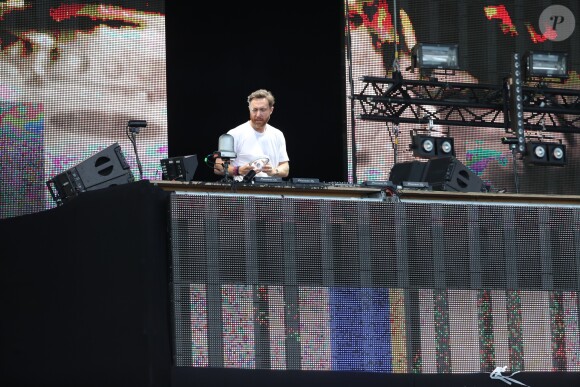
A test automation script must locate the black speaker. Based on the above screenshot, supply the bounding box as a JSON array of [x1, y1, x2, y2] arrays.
[[423, 156, 486, 193], [388, 160, 428, 185], [160, 155, 198, 181], [47, 142, 134, 204]]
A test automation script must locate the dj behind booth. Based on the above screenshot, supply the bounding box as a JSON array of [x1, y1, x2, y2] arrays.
[[4, 139, 580, 387], [158, 132, 489, 196], [41, 124, 489, 207], [42, 139, 488, 208]]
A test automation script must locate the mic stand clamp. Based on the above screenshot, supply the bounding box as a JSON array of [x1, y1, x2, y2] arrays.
[[221, 158, 232, 182]]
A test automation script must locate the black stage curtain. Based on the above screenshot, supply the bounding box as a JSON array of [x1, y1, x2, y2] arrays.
[[0, 180, 171, 387]]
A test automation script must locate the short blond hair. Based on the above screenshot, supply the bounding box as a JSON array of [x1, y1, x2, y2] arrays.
[[247, 89, 275, 107]]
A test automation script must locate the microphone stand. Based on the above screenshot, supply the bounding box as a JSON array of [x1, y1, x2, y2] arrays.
[[501, 137, 520, 194], [511, 144, 520, 194], [221, 157, 232, 183], [127, 124, 144, 180], [216, 133, 237, 183]]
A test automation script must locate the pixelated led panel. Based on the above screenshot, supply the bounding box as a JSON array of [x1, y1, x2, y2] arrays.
[[169, 194, 580, 372], [0, 101, 44, 219], [0, 4, 168, 219], [345, 0, 580, 195]]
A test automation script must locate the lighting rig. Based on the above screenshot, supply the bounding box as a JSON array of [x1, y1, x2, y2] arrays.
[[351, 45, 580, 192], [410, 117, 455, 159]]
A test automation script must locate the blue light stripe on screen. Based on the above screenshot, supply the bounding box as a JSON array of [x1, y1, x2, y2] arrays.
[[329, 287, 392, 372]]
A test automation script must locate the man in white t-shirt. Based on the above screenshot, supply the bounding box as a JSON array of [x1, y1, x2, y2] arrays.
[[214, 89, 290, 181]]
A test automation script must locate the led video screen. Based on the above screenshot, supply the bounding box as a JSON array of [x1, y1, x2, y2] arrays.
[[170, 194, 580, 374], [0, 1, 167, 219], [345, 0, 580, 195]]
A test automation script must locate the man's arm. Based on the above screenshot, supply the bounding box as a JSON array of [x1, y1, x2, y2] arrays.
[[213, 157, 227, 175], [213, 157, 256, 177], [271, 161, 289, 178]]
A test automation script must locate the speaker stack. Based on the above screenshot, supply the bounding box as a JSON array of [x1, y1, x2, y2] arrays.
[[389, 156, 487, 193], [47, 142, 134, 205], [389, 160, 428, 185]]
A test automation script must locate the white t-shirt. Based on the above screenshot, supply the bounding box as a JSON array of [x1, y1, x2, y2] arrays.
[[228, 121, 289, 180]]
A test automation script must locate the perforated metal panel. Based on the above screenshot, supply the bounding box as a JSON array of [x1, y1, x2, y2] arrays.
[[170, 193, 580, 373]]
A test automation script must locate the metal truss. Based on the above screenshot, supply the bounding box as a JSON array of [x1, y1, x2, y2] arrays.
[[521, 85, 580, 133], [352, 74, 580, 134]]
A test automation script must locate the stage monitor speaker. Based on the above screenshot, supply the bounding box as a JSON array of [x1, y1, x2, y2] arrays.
[[85, 172, 135, 191], [388, 160, 428, 185], [160, 155, 198, 181], [423, 156, 486, 193], [47, 142, 134, 204]]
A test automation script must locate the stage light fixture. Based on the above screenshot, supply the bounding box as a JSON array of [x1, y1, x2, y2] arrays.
[[525, 141, 566, 166], [411, 134, 455, 159], [420, 137, 434, 153], [411, 43, 459, 71], [439, 138, 454, 155], [509, 52, 526, 153], [523, 50, 568, 81], [533, 144, 546, 158], [552, 145, 565, 161]]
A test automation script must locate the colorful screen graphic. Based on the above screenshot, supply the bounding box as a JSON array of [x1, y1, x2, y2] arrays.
[[0, 1, 167, 219], [170, 194, 580, 374], [182, 285, 579, 373], [0, 101, 44, 218]]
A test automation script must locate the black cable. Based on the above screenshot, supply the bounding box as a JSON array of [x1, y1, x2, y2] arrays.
[[204, 153, 218, 169]]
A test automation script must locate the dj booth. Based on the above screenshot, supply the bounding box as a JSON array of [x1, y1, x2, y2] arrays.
[[152, 179, 580, 204], [1, 180, 579, 387]]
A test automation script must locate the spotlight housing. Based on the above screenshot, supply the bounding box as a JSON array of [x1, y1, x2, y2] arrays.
[[523, 50, 568, 81], [411, 135, 455, 159], [525, 141, 566, 165], [411, 43, 460, 71], [438, 138, 455, 156]]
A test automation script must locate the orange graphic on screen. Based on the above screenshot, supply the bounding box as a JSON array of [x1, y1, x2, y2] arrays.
[[484, 5, 518, 36], [485, 4, 561, 43]]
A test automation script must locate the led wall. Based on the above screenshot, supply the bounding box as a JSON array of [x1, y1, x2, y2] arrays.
[[170, 194, 580, 374], [345, 0, 580, 194], [0, 1, 167, 219]]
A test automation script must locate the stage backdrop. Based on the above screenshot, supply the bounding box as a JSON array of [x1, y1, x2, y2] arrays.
[[346, 0, 580, 195], [5, 1, 580, 222], [0, 1, 167, 219]]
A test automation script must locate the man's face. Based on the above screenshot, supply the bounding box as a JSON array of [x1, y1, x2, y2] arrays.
[[249, 98, 272, 130]]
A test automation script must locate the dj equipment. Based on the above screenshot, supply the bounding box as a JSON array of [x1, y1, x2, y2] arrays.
[[160, 155, 198, 181], [254, 176, 285, 185], [291, 177, 321, 184]]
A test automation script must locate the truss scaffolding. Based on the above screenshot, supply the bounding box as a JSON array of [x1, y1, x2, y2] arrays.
[[352, 74, 580, 134]]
